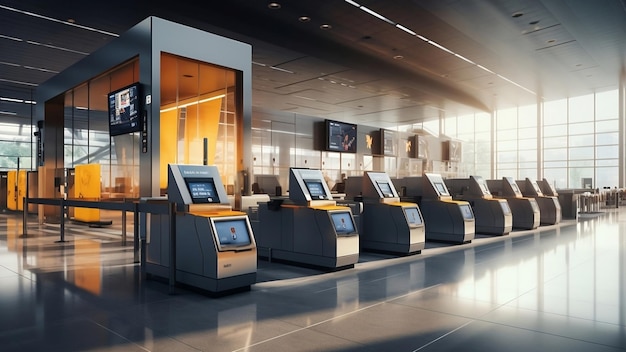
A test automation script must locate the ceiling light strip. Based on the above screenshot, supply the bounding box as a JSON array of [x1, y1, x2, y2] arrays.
[[343, 0, 536, 96], [0, 5, 119, 37]]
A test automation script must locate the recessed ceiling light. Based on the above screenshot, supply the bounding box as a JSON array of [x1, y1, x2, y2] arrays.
[[512, 12, 524, 18], [268, 2, 281, 9], [547, 39, 556, 44], [393, 55, 404, 60], [529, 20, 539, 25], [320, 24, 332, 30], [67, 18, 75, 23], [299, 16, 311, 22]]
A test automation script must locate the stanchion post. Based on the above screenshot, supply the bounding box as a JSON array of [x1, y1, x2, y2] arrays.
[[121, 209, 127, 246], [168, 202, 176, 294], [56, 198, 67, 243], [134, 202, 139, 264], [22, 196, 27, 236]]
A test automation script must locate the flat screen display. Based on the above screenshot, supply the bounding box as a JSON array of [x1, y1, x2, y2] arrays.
[[305, 179, 327, 200], [510, 183, 521, 194], [185, 178, 220, 203], [499, 200, 511, 215], [330, 211, 357, 235], [108, 82, 142, 136], [212, 218, 253, 250], [381, 129, 395, 156], [459, 204, 474, 219], [529, 199, 540, 212], [326, 119, 357, 153], [377, 181, 395, 197], [403, 207, 423, 226], [434, 182, 448, 195], [479, 183, 490, 194]]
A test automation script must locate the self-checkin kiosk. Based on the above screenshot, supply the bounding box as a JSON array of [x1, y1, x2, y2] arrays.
[[486, 177, 540, 230], [517, 178, 561, 225], [445, 176, 512, 236], [255, 168, 359, 269], [145, 164, 257, 294], [358, 172, 425, 254], [403, 173, 475, 244]]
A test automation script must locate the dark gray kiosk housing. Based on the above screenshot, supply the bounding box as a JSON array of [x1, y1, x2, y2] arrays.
[[146, 164, 257, 294], [352, 171, 425, 255], [255, 168, 360, 269], [516, 178, 562, 225], [401, 173, 475, 244], [445, 175, 513, 236], [486, 177, 540, 230]]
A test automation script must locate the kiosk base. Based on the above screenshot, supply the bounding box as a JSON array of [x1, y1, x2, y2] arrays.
[[146, 263, 255, 296], [257, 246, 358, 270]]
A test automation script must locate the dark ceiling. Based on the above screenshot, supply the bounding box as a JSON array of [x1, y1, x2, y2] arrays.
[[1, 0, 625, 128]]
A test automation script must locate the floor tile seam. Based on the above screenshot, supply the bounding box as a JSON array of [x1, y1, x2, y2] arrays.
[[464, 315, 626, 349], [496, 303, 626, 328], [229, 283, 443, 352]]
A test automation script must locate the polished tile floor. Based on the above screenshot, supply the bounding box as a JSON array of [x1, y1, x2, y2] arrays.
[[1, 208, 626, 351]]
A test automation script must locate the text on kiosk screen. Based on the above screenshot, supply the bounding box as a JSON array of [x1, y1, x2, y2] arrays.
[[188, 182, 216, 199]]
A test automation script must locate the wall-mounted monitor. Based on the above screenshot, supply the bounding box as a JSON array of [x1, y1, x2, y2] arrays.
[[459, 204, 474, 220], [329, 211, 357, 235], [211, 216, 254, 251], [184, 177, 220, 203], [326, 119, 357, 153], [403, 207, 423, 227], [381, 129, 396, 156], [304, 179, 328, 200], [108, 82, 142, 136], [376, 181, 395, 198]]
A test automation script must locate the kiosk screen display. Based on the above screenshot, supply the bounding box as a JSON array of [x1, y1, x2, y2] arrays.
[[403, 207, 422, 226], [212, 217, 253, 250], [434, 182, 448, 195], [185, 178, 220, 203], [304, 179, 327, 200], [479, 183, 490, 194], [529, 199, 540, 212], [510, 183, 521, 194], [377, 181, 395, 197], [330, 211, 357, 235], [459, 204, 474, 219], [499, 201, 511, 215]]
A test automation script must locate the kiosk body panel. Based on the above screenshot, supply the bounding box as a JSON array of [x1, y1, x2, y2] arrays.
[[420, 199, 475, 244]]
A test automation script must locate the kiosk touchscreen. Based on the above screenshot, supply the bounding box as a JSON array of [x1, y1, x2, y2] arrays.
[[255, 167, 359, 269], [445, 176, 512, 236], [404, 173, 474, 244], [486, 177, 540, 230], [517, 178, 561, 225], [145, 164, 257, 295], [358, 171, 425, 254]]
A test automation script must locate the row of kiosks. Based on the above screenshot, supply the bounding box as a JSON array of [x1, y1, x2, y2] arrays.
[[445, 176, 513, 236], [400, 173, 475, 244], [516, 178, 561, 225], [352, 172, 425, 255], [145, 164, 257, 294], [486, 177, 540, 230], [255, 168, 360, 269]]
